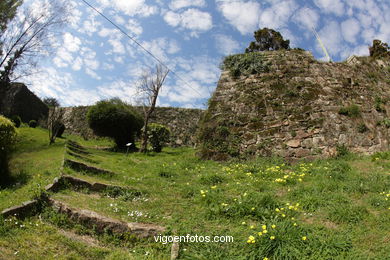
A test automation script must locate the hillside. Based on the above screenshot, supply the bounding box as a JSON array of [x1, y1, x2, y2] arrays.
[[1, 127, 389, 259], [198, 50, 390, 160]]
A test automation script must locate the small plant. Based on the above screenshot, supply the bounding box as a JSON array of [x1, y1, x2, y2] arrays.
[[378, 118, 390, 128], [357, 123, 368, 133], [148, 123, 170, 152], [338, 104, 360, 117], [336, 144, 350, 158], [10, 115, 21, 127], [374, 96, 386, 112], [28, 119, 37, 128]]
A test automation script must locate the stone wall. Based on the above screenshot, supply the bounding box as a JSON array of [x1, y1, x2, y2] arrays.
[[198, 50, 390, 160], [60, 106, 204, 146], [0, 82, 48, 122]]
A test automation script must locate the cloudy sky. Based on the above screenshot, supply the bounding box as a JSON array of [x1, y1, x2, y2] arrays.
[[19, 0, 390, 108]]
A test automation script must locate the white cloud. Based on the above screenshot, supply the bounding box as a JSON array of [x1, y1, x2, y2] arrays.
[[160, 56, 219, 104], [214, 34, 240, 55], [96, 0, 157, 17], [293, 7, 319, 29], [97, 80, 138, 104], [341, 18, 360, 43], [314, 0, 345, 16], [141, 38, 181, 62], [216, 0, 261, 35], [318, 21, 343, 57], [163, 9, 212, 35], [63, 33, 81, 52], [259, 0, 298, 30], [85, 68, 102, 80], [169, 0, 205, 10], [72, 57, 83, 71]]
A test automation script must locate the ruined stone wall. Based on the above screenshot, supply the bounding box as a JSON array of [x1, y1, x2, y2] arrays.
[[60, 106, 204, 146], [198, 50, 390, 160]]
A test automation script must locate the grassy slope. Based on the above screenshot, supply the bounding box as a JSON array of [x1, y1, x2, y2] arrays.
[[1, 127, 390, 259]]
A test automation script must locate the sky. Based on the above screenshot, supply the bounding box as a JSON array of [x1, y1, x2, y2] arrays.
[[17, 0, 390, 108]]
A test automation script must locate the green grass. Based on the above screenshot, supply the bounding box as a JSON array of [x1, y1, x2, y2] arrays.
[[1, 127, 390, 259]]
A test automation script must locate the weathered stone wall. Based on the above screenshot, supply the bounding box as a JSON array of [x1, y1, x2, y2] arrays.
[[60, 106, 204, 146], [0, 82, 48, 122], [198, 50, 390, 160]]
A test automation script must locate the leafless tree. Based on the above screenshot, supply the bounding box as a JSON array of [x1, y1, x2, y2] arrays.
[[47, 106, 63, 145], [138, 64, 169, 153], [0, 0, 68, 82]]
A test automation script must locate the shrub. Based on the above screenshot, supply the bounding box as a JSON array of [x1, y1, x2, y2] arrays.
[[338, 104, 360, 117], [148, 123, 170, 152], [87, 98, 143, 148], [10, 115, 21, 127], [0, 116, 18, 185], [29, 120, 37, 128]]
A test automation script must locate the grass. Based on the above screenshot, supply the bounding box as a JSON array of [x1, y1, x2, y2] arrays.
[[1, 126, 390, 259]]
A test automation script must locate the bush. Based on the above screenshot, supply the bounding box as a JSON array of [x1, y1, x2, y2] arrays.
[[0, 116, 18, 185], [148, 123, 170, 152], [87, 98, 143, 148], [10, 115, 21, 127], [29, 120, 37, 128]]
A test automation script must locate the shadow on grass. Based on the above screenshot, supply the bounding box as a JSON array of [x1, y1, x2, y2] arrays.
[[0, 169, 31, 190]]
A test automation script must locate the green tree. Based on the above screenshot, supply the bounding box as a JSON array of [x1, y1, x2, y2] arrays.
[[369, 39, 389, 58], [0, 0, 22, 34], [87, 98, 143, 149], [43, 97, 60, 108], [245, 28, 290, 53]]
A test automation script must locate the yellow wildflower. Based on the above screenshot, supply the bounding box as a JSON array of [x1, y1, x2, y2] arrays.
[[270, 236, 275, 240], [302, 236, 307, 241], [262, 225, 267, 230], [263, 230, 268, 234], [211, 185, 217, 189], [271, 225, 276, 229]]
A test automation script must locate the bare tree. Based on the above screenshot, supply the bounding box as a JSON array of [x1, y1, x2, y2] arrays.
[[138, 64, 169, 153], [0, 0, 68, 82], [47, 106, 63, 145]]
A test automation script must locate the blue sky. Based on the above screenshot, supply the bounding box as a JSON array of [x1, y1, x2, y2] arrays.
[[19, 0, 390, 108]]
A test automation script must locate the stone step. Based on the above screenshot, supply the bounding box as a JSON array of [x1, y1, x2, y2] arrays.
[[64, 159, 116, 175], [46, 175, 129, 193], [49, 198, 165, 238]]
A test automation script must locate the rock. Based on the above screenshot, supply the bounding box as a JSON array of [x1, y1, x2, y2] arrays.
[[171, 242, 180, 260], [286, 140, 301, 148]]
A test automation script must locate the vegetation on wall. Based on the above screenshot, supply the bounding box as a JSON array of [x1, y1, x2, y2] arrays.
[[221, 52, 270, 78]]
